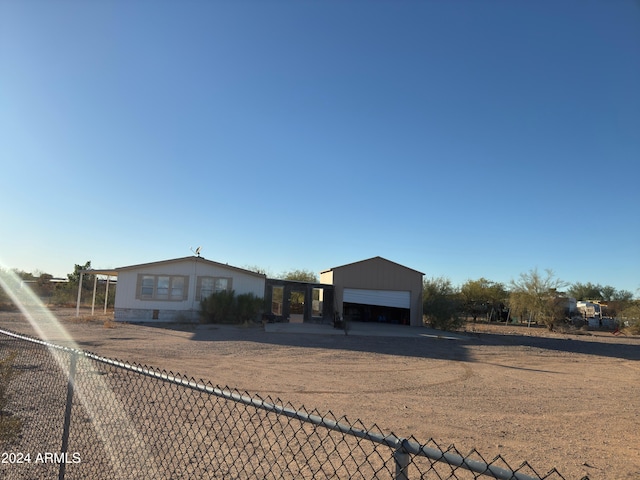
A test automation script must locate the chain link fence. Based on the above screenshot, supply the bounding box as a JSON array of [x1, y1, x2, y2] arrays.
[[0, 328, 585, 480]]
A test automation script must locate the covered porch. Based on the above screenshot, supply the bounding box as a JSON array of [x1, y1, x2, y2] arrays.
[[75, 269, 118, 317]]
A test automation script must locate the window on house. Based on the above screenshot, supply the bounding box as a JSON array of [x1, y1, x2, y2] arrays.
[[271, 286, 284, 315], [170, 276, 185, 300], [157, 276, 170, 299], [137, 275, 189, 301], [214, 277, 229, 292], [196, 276, 232, 300], [141, 276, 155, 298], [199, 277, 215, 299], [312, 288, 323, 317]]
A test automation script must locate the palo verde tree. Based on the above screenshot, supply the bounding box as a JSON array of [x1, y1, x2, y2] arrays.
[[509, 268, 567, 331], [459, 278, 507, 322], [279, 269, 318, 309], [422, 276, 462, 330], [280, 269, 318, 283]]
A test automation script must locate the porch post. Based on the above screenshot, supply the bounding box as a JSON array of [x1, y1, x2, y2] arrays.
[[75, 272, 84, 317]]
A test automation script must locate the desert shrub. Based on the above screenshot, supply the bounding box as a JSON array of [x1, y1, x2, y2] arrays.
[[201, 290, 236, 323], [200, 290, 263, 324], [423, 295, 463, 330], [626, 321, 640, 335], [618, 303, 640, 334], [235, 293, 263, 324], [0, 352, 22, 443], [423, 277, 463, 331]]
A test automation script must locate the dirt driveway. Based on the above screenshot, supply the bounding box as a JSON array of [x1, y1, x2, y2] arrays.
[[1, 308, 639, 479]]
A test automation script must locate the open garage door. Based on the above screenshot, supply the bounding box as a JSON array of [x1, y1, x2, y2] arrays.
[[343, 288, 410, 309]]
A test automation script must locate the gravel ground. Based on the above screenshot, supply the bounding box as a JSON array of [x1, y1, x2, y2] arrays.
[[1, 308, 639, 479]]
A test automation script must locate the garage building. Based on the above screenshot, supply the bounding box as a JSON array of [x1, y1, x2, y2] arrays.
[[320, 257, 424, 327]]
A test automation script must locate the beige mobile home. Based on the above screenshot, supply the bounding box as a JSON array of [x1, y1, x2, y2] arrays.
[[113, 256, 265, 322]]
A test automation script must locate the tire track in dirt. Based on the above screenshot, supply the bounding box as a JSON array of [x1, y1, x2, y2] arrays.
[[244, 363, 475, 396]]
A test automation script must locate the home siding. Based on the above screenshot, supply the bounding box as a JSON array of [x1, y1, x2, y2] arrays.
[[114, 258, 265, 323]]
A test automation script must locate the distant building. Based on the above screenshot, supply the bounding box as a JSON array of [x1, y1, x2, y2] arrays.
[[576, 301, 602, 319]]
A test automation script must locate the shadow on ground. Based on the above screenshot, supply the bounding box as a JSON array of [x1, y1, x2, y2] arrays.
[[139, 321, 640, 363], [471, 330, 640, 361]]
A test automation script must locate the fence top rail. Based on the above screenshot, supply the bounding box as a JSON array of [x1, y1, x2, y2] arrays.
[[0, 327, 563, 480]]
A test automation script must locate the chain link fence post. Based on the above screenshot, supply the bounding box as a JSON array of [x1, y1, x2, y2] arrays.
[[394, 439, 410, 480], [58, 351, 77, 480]]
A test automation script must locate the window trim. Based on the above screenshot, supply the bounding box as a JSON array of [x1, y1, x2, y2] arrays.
[[196, 276, 233, 301], [136, 274, 189, 301]]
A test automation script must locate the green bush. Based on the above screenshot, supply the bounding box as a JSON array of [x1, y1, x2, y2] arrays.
[[235, 293, 264, 324], [423, 295, 463, 330], [422, 277, 464, 331], [200, 290, 263, 324]]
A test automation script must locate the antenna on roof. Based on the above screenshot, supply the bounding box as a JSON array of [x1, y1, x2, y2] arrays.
[[190, 246, 202, 257]]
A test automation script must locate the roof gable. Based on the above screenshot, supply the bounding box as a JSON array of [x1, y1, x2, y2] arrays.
[[321, 256, 424, 276], [115, 256, 266, 279]]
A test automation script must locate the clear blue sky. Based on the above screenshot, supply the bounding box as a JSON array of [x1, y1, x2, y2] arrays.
[[1, 1, 639, 295]]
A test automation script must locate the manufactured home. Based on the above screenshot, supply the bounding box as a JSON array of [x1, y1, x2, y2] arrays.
[[112, 256, 265, 322]]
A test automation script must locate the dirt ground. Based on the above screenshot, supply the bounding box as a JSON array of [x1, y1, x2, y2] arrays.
[[1, 307, 639, 479]]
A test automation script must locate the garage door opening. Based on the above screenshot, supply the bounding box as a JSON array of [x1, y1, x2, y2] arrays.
[[343, 303, 410, 325]]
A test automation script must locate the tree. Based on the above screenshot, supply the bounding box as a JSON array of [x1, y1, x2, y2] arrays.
[[459, 278, 507, 322], [244, 265, 272, 277], [612, 289, 634, 302], [509, 268, 567, 330], [34, 273, 54, 299], [603, 290, 634, 318], [567, 283, 632, 303], [618, 301, 640, 334], [67, 261, 94, 290], [50, 261, 94, 306], [11, 269, 34, 281], [422, 276, 462, 330], [280, 269, 318, 283], [567, 282, 603, 301], [600, 285, 616, 302]]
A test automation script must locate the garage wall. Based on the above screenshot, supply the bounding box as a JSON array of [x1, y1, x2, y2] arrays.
[[322, 257, 423, 327]]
